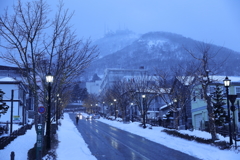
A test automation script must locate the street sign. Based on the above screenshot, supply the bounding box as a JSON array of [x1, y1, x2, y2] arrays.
[[36, 124, 43, 159], [38, 106, 46, 114]]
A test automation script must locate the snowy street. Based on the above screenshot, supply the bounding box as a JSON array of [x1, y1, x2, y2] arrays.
[[68, 113, 200, 160], [0, 113, 239, 160]]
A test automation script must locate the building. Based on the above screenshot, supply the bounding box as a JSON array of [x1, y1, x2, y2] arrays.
[[191, 76, 240, 131], [0, 65, 33, 125], [0, 65, 25, 80], [158, 76, 195, 129], [0, 77, 28, 124], [99, 67, 165, 120], [100, 67, 148, 94], [86, 73, 102, 94]]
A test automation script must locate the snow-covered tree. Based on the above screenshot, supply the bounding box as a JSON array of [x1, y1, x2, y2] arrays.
[[0, 90, 9, 117], [212, 85, 227, 127]]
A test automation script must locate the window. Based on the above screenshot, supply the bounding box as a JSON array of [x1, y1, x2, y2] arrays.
[[235, 86, 240, 96], [235, 87, 240, 94]]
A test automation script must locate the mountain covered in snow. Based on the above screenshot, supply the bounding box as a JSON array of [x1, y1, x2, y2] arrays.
[[84, 30, 240, 78]]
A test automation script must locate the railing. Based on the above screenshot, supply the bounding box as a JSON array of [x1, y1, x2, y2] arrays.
[[0, 123, 33, 149]]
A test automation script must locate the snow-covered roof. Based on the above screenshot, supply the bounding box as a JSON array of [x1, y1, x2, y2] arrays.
[[176, 76, 195, 85], [177, 75, 240, 85], [209, 76, 240, 83], [160, 102, 173, 110], [0, 77, 17, 82]]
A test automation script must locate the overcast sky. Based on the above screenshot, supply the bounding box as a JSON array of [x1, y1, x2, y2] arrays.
[[0, 0, 240, 52]]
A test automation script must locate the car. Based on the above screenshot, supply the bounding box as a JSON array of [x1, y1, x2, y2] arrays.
[[93, 114, 100, 119], [86, 114, 94, 119]]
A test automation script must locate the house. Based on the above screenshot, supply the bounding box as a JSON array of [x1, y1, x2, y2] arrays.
[[159, 76, 195, 129], [191, 76, 240, 132], [0, 77, 29, 124], [0, 65, 24, 79]]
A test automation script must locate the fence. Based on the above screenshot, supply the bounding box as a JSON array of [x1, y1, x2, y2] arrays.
[[0, 123, 33, 149]]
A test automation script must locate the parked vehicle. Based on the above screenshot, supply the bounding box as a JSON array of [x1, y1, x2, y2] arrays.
[[93, 114, 100, 119], [86, 114, 94, 119]]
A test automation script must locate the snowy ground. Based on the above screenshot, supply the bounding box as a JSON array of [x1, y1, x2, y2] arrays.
[[0, 113, 239, 160], [0, 124, 24, 138], [96, 117, 239, 160], [0, 124, 36, 160]]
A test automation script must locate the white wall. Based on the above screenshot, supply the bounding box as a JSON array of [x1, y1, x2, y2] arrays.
[[86, 80, 102, 95], [0, 84, 21, 123]]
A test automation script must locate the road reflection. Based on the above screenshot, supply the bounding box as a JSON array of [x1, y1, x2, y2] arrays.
[[110, 139, 119, 149]]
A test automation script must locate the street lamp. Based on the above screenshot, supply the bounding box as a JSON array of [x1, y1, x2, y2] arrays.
[[111, 103, 113, 116], [96, 103, 98, 113], [91, 104, 92, 113], [173, 98, 177, 103], [56, 94, 60, 126], [223, 76, 233, 145], [114, 99, 117, 119], [131, 103, 134, 122], [46, 72, 53, 150], [102, 102, 105, 116], [142, 95, 146, 128]]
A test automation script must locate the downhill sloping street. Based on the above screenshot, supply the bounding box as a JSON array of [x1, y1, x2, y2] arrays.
[[0, 113, 239, 160]]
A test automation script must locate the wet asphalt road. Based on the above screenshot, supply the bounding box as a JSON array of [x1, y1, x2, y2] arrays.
[[69, 113, 201, 160]]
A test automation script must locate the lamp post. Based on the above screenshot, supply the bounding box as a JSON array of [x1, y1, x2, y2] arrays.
[[223, 76, 233, 145], [110, 103, 113, 116], [95, 103, 98, 113], [46, 72, 53, 150], [56, 94, 60, 127], [131, 103, 134, 122], [90, 104, 92, 113], [114, 99, 117, 119], [102, 102, 105, 116], [173, 98, 178, 128], [142, 94, 146, 128]]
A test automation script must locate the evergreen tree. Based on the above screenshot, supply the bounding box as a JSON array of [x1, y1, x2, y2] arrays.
[[0, 103, 9, 117], [212, 85, 227, 127], [71, 84, 88, 102], [79, 88, 88, 101], [71, 84, 81, 102], [0, 90, 9, 117]]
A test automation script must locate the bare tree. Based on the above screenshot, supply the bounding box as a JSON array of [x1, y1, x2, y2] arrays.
[[154, 64, 198, 129], [110, 79, 133, 121], [84, 93, 98, 114], [185, 42, 228, 141], [127, 74, 157, 128], [0, 0, 98, 128]]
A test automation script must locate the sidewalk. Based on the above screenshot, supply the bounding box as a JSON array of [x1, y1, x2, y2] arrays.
[[0, 113, 95, 160], [56, 113, 96, 160], [0, 125, 36, 160]]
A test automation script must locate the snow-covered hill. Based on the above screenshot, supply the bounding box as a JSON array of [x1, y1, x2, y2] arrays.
[[85, 31, 240, 78]]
